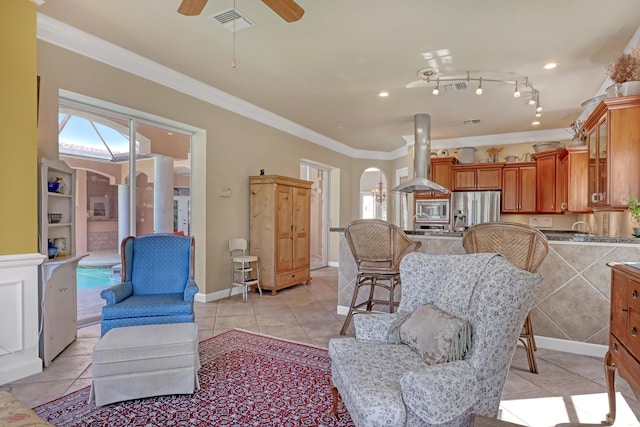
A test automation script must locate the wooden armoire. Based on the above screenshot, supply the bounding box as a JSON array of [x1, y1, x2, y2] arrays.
[[250, 175, 312, 294]]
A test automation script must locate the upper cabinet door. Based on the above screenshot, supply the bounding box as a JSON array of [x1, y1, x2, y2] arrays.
[[276, 184, 294, 271], [585, 95, 640, 210]]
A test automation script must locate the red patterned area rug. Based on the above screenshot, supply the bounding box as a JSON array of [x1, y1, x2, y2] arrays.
[[34, 329, 354, 426]]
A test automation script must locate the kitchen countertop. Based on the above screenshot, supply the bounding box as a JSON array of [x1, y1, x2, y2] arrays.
[[329, 227, 640, 244]]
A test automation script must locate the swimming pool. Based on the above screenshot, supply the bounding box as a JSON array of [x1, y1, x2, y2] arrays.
[[76, 267, 119, 291]]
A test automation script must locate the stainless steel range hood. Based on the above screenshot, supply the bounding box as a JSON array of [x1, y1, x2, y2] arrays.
[[392, 114, 449, 194]]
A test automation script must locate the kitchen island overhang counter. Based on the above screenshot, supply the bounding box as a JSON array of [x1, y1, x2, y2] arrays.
[[331, 227, 640, 355]]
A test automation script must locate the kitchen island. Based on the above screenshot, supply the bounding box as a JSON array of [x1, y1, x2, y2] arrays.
[[331, 227, 640, 354]]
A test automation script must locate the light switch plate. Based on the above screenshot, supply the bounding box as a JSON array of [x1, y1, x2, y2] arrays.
[[219, 187, 232, 198], [528, 217, 552, 228]]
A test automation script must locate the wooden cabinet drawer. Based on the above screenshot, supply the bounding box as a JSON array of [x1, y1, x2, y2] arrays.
[[276, 267, 310, 287], [628, 310, 640, 359], [609, 334, 640, 392], [628, 281, 640, 312], [611, 271, 629, 343]]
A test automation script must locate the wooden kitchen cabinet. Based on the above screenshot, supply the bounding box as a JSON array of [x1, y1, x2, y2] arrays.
[[585, 96, 640, 210], [415, 157, 457, 198], [534, 148, 564, 213], [250, 175, 312, 295], [603, 262, 640, 425], [559, 146, 590, 213], [501, 162, 536, 213], [452, 163, 503, 191]]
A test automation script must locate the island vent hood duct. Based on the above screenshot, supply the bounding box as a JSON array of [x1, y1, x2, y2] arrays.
[[392, 113, 449, 194]]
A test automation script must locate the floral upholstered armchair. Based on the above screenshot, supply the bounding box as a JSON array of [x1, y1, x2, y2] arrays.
[[328, 252, 543, 427], [100, 234, 198, 336]]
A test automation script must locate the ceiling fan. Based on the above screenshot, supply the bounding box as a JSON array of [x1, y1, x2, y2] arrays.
[[177, 0, 304, 22]]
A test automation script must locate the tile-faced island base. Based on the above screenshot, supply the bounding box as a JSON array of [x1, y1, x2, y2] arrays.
[[332, 229, 640, 351]]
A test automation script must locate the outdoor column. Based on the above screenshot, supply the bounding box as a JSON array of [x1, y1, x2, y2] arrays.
[[118, 184, 129, 252], [154, 154, 174, 233]]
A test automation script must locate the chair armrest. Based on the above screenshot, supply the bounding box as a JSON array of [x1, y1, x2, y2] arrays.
[[183, 279, 199, 301], [353, 313, 398, 343], [100, 282, 133, 305], [400, 360, 478, 424]]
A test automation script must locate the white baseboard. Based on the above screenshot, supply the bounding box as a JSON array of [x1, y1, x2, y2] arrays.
[[533, 336, 608, 358], [328, 261, 339, 268], [195, 287, 246, 303], [337, 305, 349, 316]]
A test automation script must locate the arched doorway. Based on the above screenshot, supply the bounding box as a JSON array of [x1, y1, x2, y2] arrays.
[[360, 168, 387, 220]]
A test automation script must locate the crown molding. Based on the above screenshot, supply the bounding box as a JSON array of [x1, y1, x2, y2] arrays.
[[400, 128, 573, 150], [37, 13, 574, 162], [36, 14, 358, 158]]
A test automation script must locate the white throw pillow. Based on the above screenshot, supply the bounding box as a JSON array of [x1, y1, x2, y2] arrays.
[[399, 304, 472, 365]]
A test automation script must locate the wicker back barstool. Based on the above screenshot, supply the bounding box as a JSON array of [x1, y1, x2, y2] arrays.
[[462, 221, 549, 373], [339, 219, 421, 335]]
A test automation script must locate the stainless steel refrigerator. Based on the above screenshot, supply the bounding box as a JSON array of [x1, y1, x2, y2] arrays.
[[451, 191, 501, 230]]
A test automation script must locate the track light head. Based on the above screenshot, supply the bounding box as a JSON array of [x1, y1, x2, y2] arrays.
[[432, 79, 440, 96], [475, 77, 483, 95], [513, 82, 520, 98]]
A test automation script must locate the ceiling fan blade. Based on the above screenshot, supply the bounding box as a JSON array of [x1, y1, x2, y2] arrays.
[[177, 0, 208, 16], [261, 0, 304, 22]]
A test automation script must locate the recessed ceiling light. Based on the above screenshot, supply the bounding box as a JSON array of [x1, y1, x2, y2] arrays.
[[531, 121, 541, 126], [543, 62, 558, 70], [378, 91, 389, 97]]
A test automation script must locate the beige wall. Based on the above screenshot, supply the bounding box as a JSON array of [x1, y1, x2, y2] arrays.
[[36, 40, 364, 296], [1, 1, 38, 256]]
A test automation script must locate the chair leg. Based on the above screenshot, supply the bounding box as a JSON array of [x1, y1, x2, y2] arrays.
[[229, 261, 234, 299], [327, 378, 344, 416], [340, 277, 365, 335], [520, 313, 538, 374], [366, 277, 376, 311], [388, 277, 397, 314], [527, 314, 538, 351], [255, 260, 263, 297]]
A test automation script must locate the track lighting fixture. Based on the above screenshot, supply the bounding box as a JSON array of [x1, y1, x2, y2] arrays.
[[417, 69, 541, 113]]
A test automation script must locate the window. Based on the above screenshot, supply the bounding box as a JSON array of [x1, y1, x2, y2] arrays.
[[89, 196, 109, 219]]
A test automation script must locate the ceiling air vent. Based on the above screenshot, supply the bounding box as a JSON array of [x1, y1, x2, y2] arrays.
[[444, 82, 468, 92], [463, 119, 481, 125], [210, 8, 255, 32]]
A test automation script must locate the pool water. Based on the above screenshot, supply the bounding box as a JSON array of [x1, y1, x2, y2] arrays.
[[76, 267, 118, 291]]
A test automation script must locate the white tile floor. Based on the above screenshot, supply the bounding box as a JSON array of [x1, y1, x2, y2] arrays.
[[2, 267, 639, 426]]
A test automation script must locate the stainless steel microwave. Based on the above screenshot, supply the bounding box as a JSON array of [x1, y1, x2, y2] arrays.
[[415, 199, 450, 223]]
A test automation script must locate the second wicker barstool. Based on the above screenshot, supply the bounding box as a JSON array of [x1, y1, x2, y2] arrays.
[[462, 221, 549, 374], [339, 219, 421, 335]]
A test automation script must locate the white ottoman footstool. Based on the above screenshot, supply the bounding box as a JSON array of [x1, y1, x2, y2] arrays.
[[89, 323, 200, 406]]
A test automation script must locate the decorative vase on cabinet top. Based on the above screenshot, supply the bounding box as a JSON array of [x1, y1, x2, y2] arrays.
[[606, 81, 640, 98]]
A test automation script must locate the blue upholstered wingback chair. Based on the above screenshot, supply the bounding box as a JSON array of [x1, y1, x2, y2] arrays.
[[100, 234, 199, 336]]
